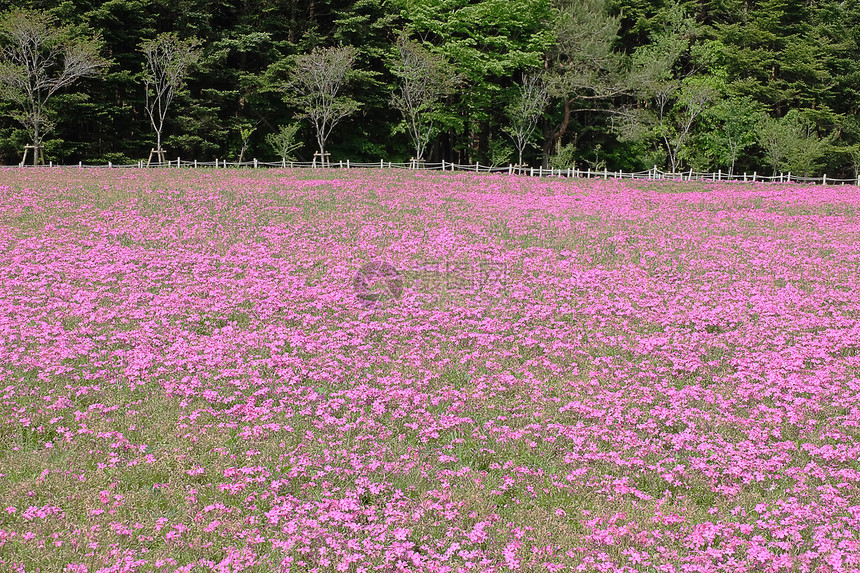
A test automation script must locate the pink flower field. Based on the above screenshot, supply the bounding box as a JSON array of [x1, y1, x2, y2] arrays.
[[1, 168, 859, 573]]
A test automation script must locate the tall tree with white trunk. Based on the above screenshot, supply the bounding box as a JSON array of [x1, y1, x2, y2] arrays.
[[289, 45, 359, 164], [505, 74, 548, 166], [140, 33, 199, 161]]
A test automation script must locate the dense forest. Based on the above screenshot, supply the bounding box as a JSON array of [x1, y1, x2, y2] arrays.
[[1, 0, 859, 176]]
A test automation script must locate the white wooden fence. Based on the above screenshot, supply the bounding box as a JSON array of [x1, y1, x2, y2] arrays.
[[15, 158, 860, 186]]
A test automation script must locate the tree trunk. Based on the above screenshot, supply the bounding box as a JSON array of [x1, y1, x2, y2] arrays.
[[543, 98, 572, 167], [32, 125, 39, 166]]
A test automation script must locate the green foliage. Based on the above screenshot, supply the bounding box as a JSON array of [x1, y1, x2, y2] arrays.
[[392, 0, 555, 162], [695, 96, 763, 174], [488, 137, 513, 166], [756, 110, 833, 176], [0, 0, 858, 173], [266, 123, 302, 163], [550, 141, 578, 169]]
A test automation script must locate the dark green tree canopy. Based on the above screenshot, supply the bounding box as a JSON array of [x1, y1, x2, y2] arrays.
[[0, 0, 857, 175]]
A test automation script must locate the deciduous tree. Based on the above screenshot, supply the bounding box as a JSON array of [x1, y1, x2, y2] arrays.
[[504, 74, 547, 166], [390, 34, 458, 162], [289, 45, 359, 164], [0, 8, 106, 164], [756, 110, 832, 176], [140, 33, 200, 162], [266, 122, 302, 163], [699, 96, 762, 175], [614, 1, 710, 172]]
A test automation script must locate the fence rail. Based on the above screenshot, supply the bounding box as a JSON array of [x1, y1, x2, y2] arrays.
[[12, 158, 860, 186]]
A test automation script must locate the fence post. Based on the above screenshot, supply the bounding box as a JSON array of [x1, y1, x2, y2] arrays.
[[823, 174, 827, 185], [282, 158, 286, 168], [539, 166, 543, 177], [108, 161, 112, 168], [603, 168, 607, 180], [347, 159, 350, 169], [752, 171, 756, 182], [743, 172, 747, 182], [381, 159, 384, 169], [177, 157, 180, 168], [254, 158, 258, 168]]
